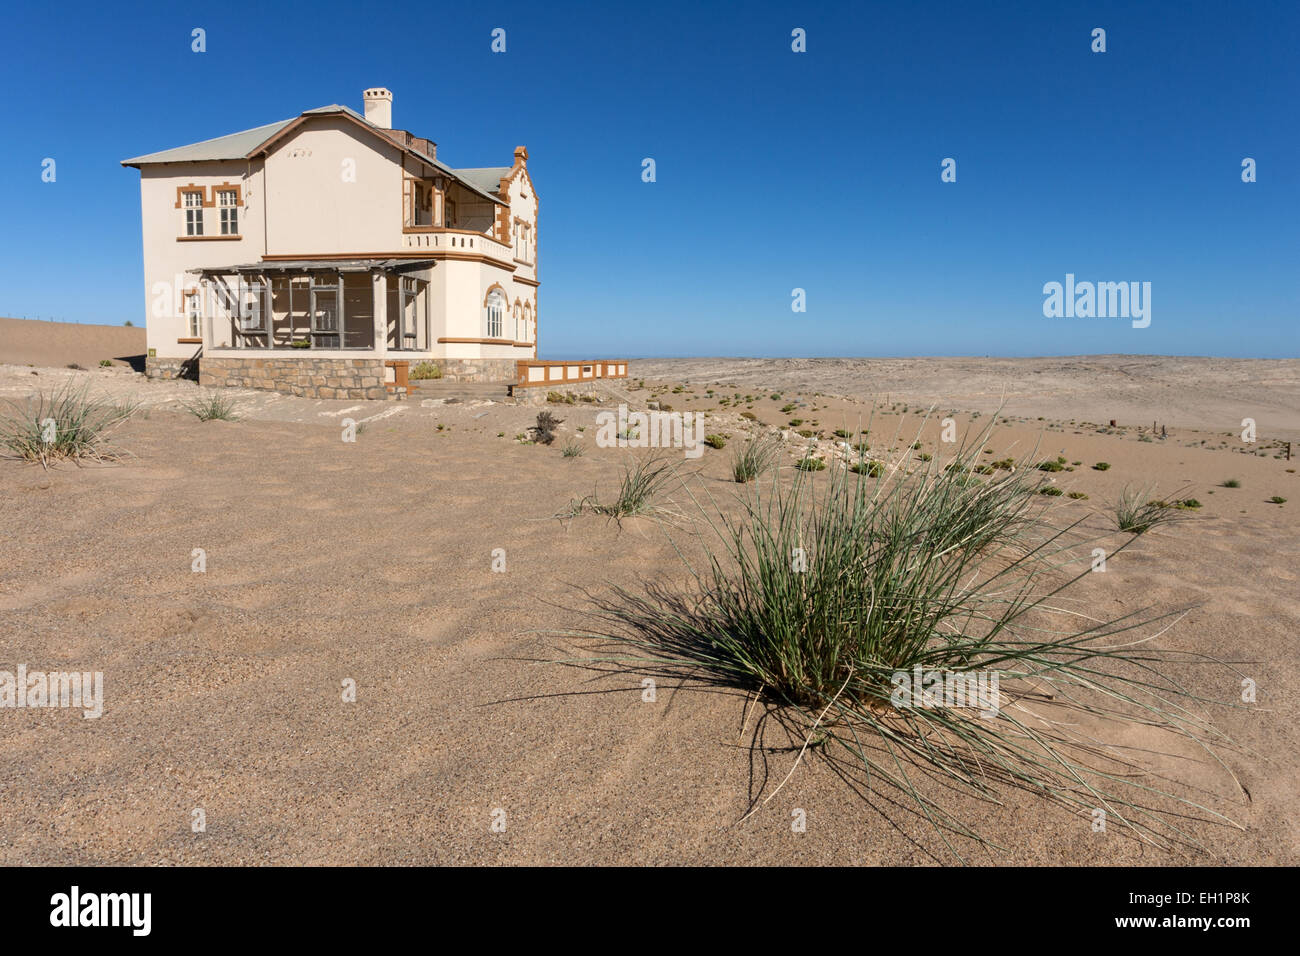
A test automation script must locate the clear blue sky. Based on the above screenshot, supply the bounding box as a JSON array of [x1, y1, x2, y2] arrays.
[[1, 0, 1296, 358]]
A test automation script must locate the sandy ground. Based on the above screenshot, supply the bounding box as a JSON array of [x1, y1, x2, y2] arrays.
[[632, 356, 1300, 437], [0, 317, 146, 371], [0, 357, 1296, 865]]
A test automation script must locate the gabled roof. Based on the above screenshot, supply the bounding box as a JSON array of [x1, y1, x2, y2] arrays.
[[454, 167, 513, 194], [121, 104, 509, 206], [120, 118, 297, 167]]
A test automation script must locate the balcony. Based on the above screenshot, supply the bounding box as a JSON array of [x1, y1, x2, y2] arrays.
[[401, 228, 514, 267]]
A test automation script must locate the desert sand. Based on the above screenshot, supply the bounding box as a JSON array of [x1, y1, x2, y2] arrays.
[[0, 352, 1296, 865], [0, 317, 146, 371]]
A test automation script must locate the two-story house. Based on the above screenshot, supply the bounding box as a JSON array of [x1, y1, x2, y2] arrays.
[[120, 88, 571, 399]]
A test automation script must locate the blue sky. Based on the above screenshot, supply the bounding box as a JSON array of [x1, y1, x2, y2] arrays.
[[1, 0, 1296, 358]]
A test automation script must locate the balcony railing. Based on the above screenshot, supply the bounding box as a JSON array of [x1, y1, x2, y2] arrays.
[[402, 229, 513, 265]]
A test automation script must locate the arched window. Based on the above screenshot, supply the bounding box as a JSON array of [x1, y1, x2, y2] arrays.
[[513, 301, 522, 341], [523, 302, 533, 342], [485, 288, 505, 339]]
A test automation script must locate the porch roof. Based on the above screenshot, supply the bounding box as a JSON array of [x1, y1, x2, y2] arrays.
[[196, 258, 435, 276]]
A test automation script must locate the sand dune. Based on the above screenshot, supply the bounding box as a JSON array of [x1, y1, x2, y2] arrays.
[[0, 317, 146, 370]]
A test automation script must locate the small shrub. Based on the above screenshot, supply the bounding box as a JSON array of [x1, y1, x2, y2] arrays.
[[98, 359, 112, 368], [1269, 496, 1287, 504], [410, 362, 442, 380], [1221, 479, 1240, 488], [704, 434, 727, 450], [788, 419, 804, 427], [1067, 491, 1089, 500], [740, 411, 757, 421], [1093, 462, 1111, 471], [795, 456, 826, 472], [1040, 486, 1064, 496], [850, 460, 883, 477], [1037, 460, 1064, 472], [534, 410, 563, 445], [547, 391, 576, 405]]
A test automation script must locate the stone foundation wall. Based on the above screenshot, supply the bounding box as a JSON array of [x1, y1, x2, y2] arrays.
[[199, 357, 394, 400], [145, 355, 199, 381], [511, 384, 607, 406], [417, 358, 518, 383]]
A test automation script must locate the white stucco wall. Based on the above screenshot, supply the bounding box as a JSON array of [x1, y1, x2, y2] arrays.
[[138, 160, 265, 358], [128, 112, 539, 367]]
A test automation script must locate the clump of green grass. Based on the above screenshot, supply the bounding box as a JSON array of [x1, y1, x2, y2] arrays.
[[0, 382, 137, 467], [1039, 486, 1063, 496], [704, 434, 727, 450], [186, 391, 239, 422], [566, 435, 1235, 859], [1067, 491, 1089, 500], [98, 359, 112, 368], [731, 433, 781, 483], [850, 460, 883, 477], [1114, 485, 1194, 534], [567, 454, 677, 521], [410, 361, 442, 380], [794, 455, 826, 471], [1269, 496, 1287, 505], [560, 439, 584, 458], [1093, 462, 1111, 471], [547, 391, 576, 405], [1221, 479, 1240, 488]]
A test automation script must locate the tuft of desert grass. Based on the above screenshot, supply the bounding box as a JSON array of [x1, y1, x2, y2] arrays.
[[0, 381, 137, 468], [186, 392, 240, 422], [558, 418, 1239, 859], [731, 432, 781, 483], [1114, 485, 1195, 534], [562, 453, 679, 522]]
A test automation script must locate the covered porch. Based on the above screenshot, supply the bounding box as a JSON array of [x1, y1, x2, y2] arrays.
[[196, 258, 433, 354]]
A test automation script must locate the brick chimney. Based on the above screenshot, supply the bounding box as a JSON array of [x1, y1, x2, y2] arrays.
[[363, 87, 392, 129]]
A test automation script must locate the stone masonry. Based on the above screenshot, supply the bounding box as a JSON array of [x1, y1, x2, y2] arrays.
[[199, 356, 393, 400]]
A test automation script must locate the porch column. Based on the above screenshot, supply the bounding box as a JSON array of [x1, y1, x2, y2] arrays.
[[201, 277, 212, 348], [372, 270, 388, 357]]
